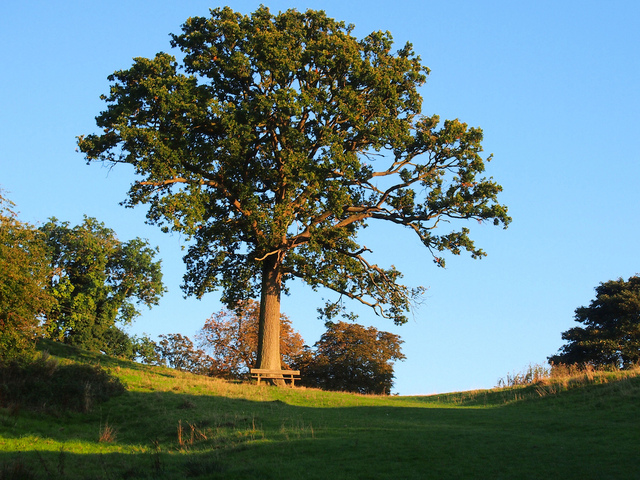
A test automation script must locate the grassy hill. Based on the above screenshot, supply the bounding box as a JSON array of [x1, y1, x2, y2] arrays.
[[1, 342, 639, 479]]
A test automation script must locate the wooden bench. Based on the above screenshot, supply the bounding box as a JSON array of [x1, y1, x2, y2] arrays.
[[250, 368, 300, 386]]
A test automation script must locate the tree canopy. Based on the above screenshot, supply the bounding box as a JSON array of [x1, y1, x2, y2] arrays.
[[155, 333, 213, 374], [78, 6, 510, 371], [549, 276, 640, 368], [294, 321, 405, 394], [0, 193, 53, 363], [40, 217, 164, 355]]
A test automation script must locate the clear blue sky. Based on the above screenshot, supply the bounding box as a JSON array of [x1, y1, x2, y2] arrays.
[[2, 1, 639, 395]]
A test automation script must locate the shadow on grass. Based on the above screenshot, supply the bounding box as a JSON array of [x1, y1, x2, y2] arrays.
[[2, 379, 640, 479]]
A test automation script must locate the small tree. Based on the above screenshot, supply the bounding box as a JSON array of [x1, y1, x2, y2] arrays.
[[78, 6, 510, 374], [197, 300, 304, 379], [0, 193, 53, 363], [549, 276, 640, 368], [40, 217, 165, 356], [132, 334, 163, 365], [295, 321, 405, 394], [156, 333, 214, 374]]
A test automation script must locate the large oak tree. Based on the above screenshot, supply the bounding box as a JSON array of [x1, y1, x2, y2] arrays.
[[79, 6, 510, 373]]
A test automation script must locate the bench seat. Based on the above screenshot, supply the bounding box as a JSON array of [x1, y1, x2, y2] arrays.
[[250, 368, 300, 386]]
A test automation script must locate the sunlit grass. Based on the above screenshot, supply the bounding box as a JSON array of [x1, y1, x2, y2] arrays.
[[1, 342, 639, 479]]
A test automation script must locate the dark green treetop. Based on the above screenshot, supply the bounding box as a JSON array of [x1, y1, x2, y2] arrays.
[[549, 276, 640, 368]]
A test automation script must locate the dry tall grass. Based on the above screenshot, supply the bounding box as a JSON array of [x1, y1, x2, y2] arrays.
[[497, 362, 640, 398], [534, 363, 640, 397]]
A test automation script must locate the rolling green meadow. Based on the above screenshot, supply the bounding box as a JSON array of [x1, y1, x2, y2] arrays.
[[1, 342, 639, 479]]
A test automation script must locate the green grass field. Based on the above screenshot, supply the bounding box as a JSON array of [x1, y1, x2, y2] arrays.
[[2, 342, 639, 479]]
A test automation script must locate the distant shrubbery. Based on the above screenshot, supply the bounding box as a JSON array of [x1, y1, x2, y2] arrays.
[[496, 361, 640, 402], [155, 333, 215, 375], [145, 309, 405, 395]]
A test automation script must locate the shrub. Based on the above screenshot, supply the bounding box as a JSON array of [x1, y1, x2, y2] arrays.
[[293, 321, 405, 395], [496, 363, 550, 388], [0, 352, 125, 412]]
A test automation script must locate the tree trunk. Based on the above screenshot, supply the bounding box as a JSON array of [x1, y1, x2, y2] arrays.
[[256, 254, 283, 384]]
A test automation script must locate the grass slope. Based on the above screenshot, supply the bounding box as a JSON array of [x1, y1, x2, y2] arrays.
[[1, 342, 639, 479]]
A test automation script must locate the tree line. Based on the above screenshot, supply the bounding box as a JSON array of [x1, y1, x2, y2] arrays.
[[2, 189, 638, 398], [0, 192, 404, 394], [152, 300, 405, 394]]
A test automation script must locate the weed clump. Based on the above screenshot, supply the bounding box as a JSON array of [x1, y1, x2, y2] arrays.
[[0, 351, 125, 413], [496, 363, 550, 388], [494, 362, 640, 402]]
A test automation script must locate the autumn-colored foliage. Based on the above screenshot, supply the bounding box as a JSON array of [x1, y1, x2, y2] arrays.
[[0, 193, 53, 363], [294, 321, 405, 394], [198, 300, 304, 379]]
